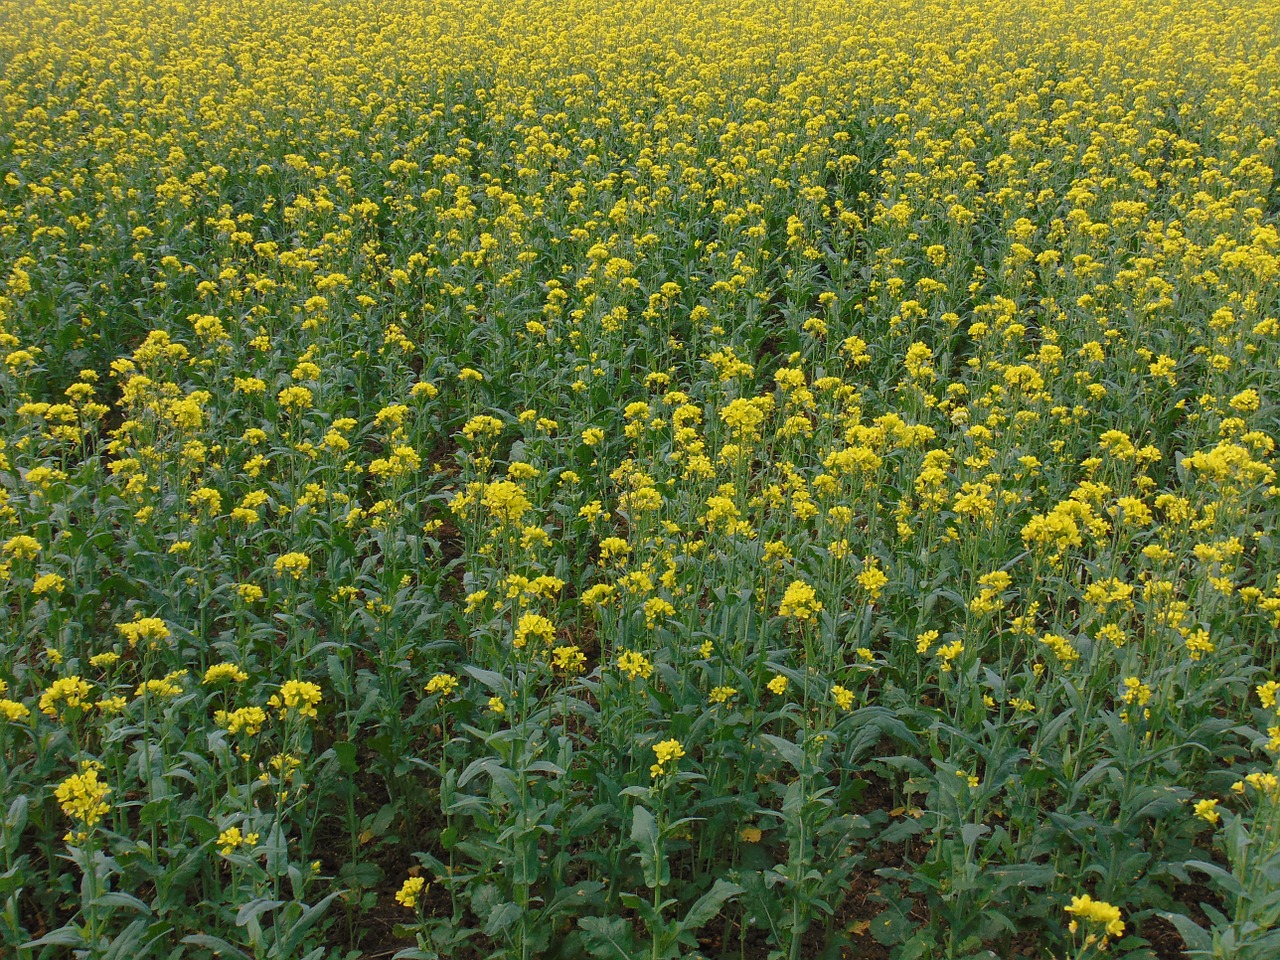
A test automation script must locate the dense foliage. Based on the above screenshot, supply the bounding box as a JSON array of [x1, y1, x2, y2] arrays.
[[1, 0, 1279, 957]]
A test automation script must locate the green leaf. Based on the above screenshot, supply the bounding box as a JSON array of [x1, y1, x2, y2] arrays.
[[631, 804, 657, 849], [1157, 912, 1212, 954], [679, 878, 743, 933], [5, 795, 27, 834], [960, 823, 989, 848], [236, 897, 286, 927], [182, 934, 253, 960], [333, 741, 358, 774], [759, 733, 805, 773], [23, 925, 87, 949], [4, 796, 28, 857], [262, 823, 289, 876], [339, 861, 384, 887], [277, 892, 341, 955], [371, 802, 397, 836], [631, 804, 664, 889], [101, 918, 165, 959], [546, 880, 605, 918], [566, 803, 612, 840], [870, 884, 918, 946], [139, 799, 169, 828], [483, 901, 522, 937], [989, 863, 1056, 892], [92, 891, 152, 914], [578, 916, 635, 960], [471, 884, 502, 918], [1185, 858, 1244, 897], [462, 665, 507, 690]]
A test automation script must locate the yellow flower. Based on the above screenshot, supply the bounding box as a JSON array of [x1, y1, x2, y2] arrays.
[[1229, 389, 1260, 412], [31, 573, 66, 596], [277, 385, 313, 412], [617, 650, 653, 680], [116, 616, 170, 647], [831, 685, 854, 710], [215, 705, 265, 738], [217, 826, 259, 855], [1258, 680, 1280, 710], [514, 612, 555, 648], [0, 699, 31, 722], [1184, 628, 1215, 661], [55, 761, 111, 828], [767, 674, 789, 696], [1122, 677, 1151, 707], [599, 537, 630, 561], [580, 584, 618, 610], [778, 580, 822, 622], [2, 535, 41, 560], [650, 738, 686, 777], [135, 672, 186, 698], [273, 552, 311, 579], [269, 680, 321, 719], [1040, 633, 1080, 666], [1193, 799, 1220, 825], [856, 558, 889, 601], [479, 480, 532, 526], [551, 645, 587, 674], [425, 673, 459, 697], [95, 696, 127, 716], [396, 876, 427, 909], [203, 663, 249, 685], [709, 686, 738, 705], [188, 487, 222, 514], [937, 641, 965, 671], [1064, 894, 1124, 939], [643, 597, 675, 627], [39, 676, 92, 718]]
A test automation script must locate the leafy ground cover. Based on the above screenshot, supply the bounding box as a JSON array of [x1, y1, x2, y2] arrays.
[[1, 0, 1279, 957]]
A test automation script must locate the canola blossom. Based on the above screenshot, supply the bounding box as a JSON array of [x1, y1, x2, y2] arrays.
[[54, 763, 111, 828], [1, 0, 1279, 956], [1065, 894, 1126, 940]]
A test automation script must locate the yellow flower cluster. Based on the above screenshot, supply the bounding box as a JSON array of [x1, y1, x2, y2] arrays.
[[650, 739, 686, 778], [55, 762, 111, 829], [778, 580, 822, 622], [424, 674, 459, 697], [216, 706, 267, 737], [216, 826, 260, 855], [269, 680, 322, 720], [273, 552, 311, 579], [617, 650, 654, 681], [203, 664, 249, 685], [116, 617, 171, 647], [1064, 893, 1124, 939], [395, 876, 427, 909]]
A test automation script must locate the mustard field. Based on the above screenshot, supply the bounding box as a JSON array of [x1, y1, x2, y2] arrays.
[[1, 0, 1279, 956]]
